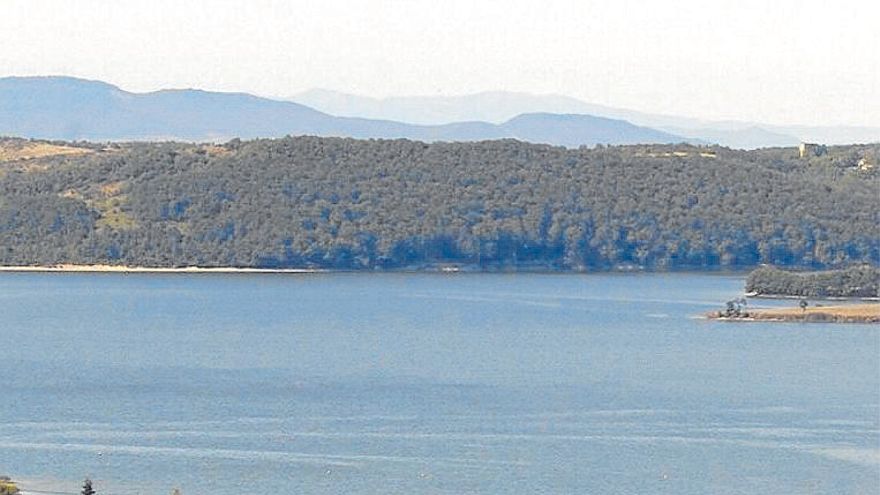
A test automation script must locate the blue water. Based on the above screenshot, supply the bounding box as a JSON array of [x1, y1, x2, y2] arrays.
[[1, 273, 877, 494]]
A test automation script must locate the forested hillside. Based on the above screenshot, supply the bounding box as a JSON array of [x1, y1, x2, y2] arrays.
[[0, 136, 877, 270]]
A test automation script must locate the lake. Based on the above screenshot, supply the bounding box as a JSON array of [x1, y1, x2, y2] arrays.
[[1, 273, 877, 494]]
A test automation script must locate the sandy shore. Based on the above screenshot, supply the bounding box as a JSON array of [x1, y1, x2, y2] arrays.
[[710, 304, 880, 323], [0, 264, 322, 274]]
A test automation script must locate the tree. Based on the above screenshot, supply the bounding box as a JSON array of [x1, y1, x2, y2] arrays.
[[725, 300, 736, 317], [737, 297, 749, 317], [81, 479, 95, 495]]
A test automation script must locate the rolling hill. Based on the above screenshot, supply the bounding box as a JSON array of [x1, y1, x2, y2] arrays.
[[0, 136, 876, 270], [0, 76, 687, 147], [292, 89, 880, 149]]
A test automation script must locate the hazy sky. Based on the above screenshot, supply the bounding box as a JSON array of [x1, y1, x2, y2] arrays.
[[1, 0, 878, 126]]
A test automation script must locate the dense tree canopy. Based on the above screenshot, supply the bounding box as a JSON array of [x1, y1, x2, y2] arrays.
[[0, 136, 877, 270], [746, 265, 879, 298]]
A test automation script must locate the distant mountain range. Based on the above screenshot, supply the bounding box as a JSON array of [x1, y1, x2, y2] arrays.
[[0, 76, 685, 147], [2, 76, 876, 148], [293, 89, 880, 149]]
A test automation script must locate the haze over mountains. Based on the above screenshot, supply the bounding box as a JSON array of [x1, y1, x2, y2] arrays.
[[0, 76, 685, 147], [293, 89, 880, 149], [1, 76, 877, 149]]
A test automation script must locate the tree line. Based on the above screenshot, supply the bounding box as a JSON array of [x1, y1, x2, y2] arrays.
[[745, 265, 879, 298], [0, 136, 877, 270]]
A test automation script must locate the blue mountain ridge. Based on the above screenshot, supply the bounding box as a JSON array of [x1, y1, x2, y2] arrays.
[[0, 76, 689, 147]]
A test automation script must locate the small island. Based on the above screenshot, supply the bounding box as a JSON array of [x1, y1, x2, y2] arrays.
[[711, 303, 879, 323], [709, 266, 880, 323]]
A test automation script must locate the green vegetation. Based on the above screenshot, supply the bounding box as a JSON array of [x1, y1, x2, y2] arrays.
[[0, 137, 877, 270], [746, 265, 880, 298], [0, 477, 19, 495]]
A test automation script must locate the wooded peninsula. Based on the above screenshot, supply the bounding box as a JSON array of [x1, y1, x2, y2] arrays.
[[0, 137, 877, 271], [746, 265, 879, 298]]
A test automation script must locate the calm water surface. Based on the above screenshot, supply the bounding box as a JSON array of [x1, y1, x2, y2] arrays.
[[1, 273, 878, 494]]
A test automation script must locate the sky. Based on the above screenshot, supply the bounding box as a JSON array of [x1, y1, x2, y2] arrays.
[[1, 0, 878, 127]]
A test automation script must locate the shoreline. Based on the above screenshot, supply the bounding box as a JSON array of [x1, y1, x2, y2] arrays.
[[0, 265, 780, 275], [746, 292, 879, 302], [708, 304, 880, 324], [0, 264, 323, 274]]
